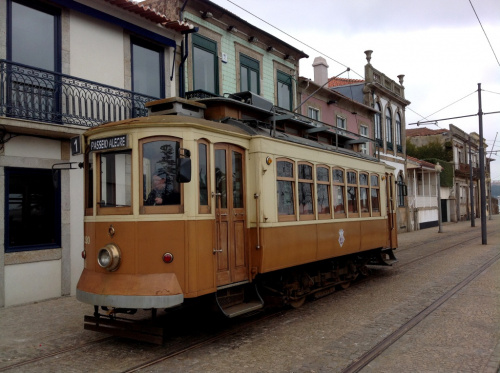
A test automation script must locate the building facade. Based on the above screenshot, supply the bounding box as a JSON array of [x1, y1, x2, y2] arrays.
[[330, 51, 411, 231], [406, 124, 492, 223], [0, 0, 191, 307]]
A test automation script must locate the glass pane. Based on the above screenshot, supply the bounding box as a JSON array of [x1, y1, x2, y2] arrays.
[[194, 46, 216, 93], [198, 143, 208, 206], [360, 173, 368, 185], [317, 184, 330, 214], [371, 175, 379, 187], [360, 188, 369, 213], [317, 167, 329, 182], [86, 154, 94, 209], [232, 151, 243, 208], [250, 69, 258, 94], [371, 189, 380, 212], [132, 43, 161, 98], [215, 149, 227, 209], [333, 185, 345, 214], [277, 161, 293, 178], [299, 182, 313, 214], [277, 81, 291, 110], [347, 172, 357, 184], [347, 186, 358, 213], [333, 169, 344, 183], [12, 2, 56, 70], [240, 66, 248, 92], [8, 169, 59, 248], [298, 164, 312, 180], [277, 180, 294, 215], [143, 141, 180, 206], [100, 151, 132, 207]]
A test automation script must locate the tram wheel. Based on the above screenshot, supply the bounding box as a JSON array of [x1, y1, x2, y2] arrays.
[[288, 296, 306, 309], [336, 281, 351, 290]]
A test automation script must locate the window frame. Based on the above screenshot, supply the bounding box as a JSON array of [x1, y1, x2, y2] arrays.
[[336, 115, 346, 135], [316, 165, 331, 219], [370, 174, 381, 216], [96, 149, 133, 216], [4, 167, 61, 253], [198, 139, 211, 214], [360, 125, 369, 155], [359, 172, 370, 217], [277, 70, 292, 110], [192, 34, 219, 95], [139, 136, 183, 215], [346, 170, 359, 218], [308, 107, 320, 121], [240, 53, 260, 94], [332, 168, 346, 219], [298, 162, 315, 220], [276, 158, 296, 222], [385, 107, 393, 151], [396, 112, 403, 153], [374, 102, 383, 147], [131, 36, 165, 99]]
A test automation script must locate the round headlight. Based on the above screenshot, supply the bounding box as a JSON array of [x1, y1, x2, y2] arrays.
[[97, 244, 121, 271]]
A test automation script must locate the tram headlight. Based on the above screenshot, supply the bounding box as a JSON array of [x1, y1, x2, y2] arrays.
[[97, 244, 121, 271]]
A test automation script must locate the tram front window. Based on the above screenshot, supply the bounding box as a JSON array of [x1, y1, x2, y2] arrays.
[[99, 151, 131, 207], [142, 139, 181, 207]]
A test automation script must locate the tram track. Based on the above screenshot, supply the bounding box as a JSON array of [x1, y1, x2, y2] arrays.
[[0, 336, 113, 372], [341, 251, 500, 373]]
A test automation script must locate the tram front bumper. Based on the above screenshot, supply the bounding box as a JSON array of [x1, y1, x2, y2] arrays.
[[76, 268, 184, 309]]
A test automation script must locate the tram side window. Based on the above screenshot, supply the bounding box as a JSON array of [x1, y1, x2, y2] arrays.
[[85, 153, 93, 215], [347, 171, 359, 216], [298, 163, 314, 219], [277, 159, 295, 221], [99, 151, 132, 208], [332, 169, 346, 218], [142, 139, 181, 212], [360, 173, 369, 216], [371, 175, 381, 215], [198, 141, 210, 213], [317, 166, 331, 218]]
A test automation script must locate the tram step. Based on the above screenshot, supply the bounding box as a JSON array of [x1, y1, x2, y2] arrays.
[[370, 249, 398, 266], [216, 283, 264, 318], [221, 301, 264, 318]]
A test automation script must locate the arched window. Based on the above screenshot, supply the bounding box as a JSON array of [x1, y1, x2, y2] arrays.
[[276, 158, 295, 221], [374, 102, 382, 147], [386, 107, 393, 150], [397, 174, 406, 207], [396, 112, 402, 153]]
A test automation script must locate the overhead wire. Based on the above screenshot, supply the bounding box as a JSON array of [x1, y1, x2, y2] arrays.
[[468, 0, 500, 67], [223, 0, 364, 79]]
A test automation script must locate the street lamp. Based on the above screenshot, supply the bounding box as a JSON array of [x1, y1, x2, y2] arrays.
[[435, 162, 443, 233]]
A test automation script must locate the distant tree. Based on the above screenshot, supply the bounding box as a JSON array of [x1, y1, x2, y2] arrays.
[[406, 138, 452, 162]]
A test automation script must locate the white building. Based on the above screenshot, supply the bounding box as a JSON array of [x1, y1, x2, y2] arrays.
[[0, 0, 191, 307]]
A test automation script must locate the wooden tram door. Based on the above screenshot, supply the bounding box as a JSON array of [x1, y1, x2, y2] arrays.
[[386, 173, 398, 248], [214, 144, 248, 287]]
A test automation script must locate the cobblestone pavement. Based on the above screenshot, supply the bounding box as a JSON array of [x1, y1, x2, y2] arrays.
[[0, 216, 499, 373]]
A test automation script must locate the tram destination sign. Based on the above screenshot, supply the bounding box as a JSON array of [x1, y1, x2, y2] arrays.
[[89, 135, 128, 152]]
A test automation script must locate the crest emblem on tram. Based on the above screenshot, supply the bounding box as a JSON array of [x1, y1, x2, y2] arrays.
[[338, 229, 345, 247]]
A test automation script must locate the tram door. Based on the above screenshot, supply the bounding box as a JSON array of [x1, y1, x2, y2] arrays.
[[214, 144, 248, 286], [386, 173, 398, 248]]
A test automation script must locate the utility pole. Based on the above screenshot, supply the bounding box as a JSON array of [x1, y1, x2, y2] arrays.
[[478, 83, 487, 244], [469, 136, 475, 227]]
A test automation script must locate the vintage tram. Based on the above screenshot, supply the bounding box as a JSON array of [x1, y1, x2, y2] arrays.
[[76, 94, 398, 341]]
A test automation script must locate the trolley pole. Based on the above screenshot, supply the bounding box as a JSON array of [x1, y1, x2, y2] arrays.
[[477, 83, 487, 244]]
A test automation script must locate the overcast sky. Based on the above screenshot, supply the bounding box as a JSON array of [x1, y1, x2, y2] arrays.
[[209, 0, 500, 182]]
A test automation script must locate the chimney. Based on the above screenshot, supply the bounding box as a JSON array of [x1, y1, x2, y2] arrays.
[[312, 57, 329, 86]]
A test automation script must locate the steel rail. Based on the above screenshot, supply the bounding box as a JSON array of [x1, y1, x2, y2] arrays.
[[341, 252, 500, 373]]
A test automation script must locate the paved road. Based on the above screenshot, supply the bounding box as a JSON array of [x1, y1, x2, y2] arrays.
[[0, 216, 499, 372]]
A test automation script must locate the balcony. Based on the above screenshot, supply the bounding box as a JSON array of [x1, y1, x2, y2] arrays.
[[0, 60, 158, 128], [455, 162, 480, 179]]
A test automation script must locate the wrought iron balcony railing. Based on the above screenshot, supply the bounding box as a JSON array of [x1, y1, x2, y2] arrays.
[[0, 60, 159, 127]]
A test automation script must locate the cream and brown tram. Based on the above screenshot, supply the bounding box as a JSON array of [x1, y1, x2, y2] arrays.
[[76, 94, 398, 339]]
